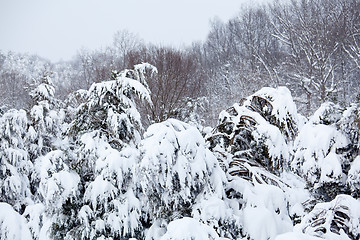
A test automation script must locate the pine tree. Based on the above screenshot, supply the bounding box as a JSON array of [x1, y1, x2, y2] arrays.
[[0, 109, 32, 212], [58, 63, 155, 239], [27, 72, 65, 160]]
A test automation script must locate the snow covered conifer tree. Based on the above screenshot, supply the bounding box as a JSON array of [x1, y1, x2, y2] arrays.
[[206, 87, 305, 239], [29, 73, 56, 104], [60, 63, 155, 239], [19, 72, 77, 239], [27, 72, 65, 159], [67, 63, 155, 148]]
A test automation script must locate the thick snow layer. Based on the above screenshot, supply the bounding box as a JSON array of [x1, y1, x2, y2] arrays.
[[30, 104, 44, 122], [23, 203, 47, 239], [275, 232, 323, 240], [193, 196, 231, 224], [145, 219, 168, 240], [253, 120, 290, 164], [224, 170, 311, 240], [241, 183, 293, 240], [245, 87, 298, 120], [0, 202, 32, 240], [243, 86, 299, 135], [280, 171, 311, 219], [320, 152, 342, 183], [192, 195, 240, 238], [84, 175, 117, 209]]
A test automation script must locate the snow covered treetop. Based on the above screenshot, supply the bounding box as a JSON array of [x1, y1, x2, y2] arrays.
[[87, 62, 155, 111], [308, 102, 343, 125], [67, 63, 155, 147], [242, 86, 299, 139], [209, 86, 296, 181], [114, 62, 157, 93], [29, 74, 55, 104], [88, 63, 156, 110]]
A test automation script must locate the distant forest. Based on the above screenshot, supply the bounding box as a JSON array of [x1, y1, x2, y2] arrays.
[[0, 0, 359, 126]]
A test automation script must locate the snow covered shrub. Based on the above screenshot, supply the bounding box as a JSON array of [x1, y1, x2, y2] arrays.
[[29, 150, 80, 239], [337, 103, 360, 198], [139, 119, 225, 222], [206, 87, 316, 239], [22, 203, 48, 239], [308, 102, 343, 126], [35, 150, 79, 212], [338, 103, 360, 161], [0, 109, 32, 211], [296, 194, 360, 240], [242, 87, 299, 140]]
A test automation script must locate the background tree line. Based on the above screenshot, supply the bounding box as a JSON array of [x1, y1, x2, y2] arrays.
[[1, 0, 359, 127]]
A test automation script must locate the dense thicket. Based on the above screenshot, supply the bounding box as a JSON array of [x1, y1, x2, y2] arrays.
[[1, 64, 360, 239], [1, 0, 359, 125]]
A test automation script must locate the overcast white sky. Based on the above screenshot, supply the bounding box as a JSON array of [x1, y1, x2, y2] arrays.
[[0, 0, 270, 62]]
